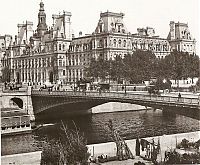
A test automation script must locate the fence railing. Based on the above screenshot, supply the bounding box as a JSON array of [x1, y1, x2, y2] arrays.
[[31, 90, 199, 106]]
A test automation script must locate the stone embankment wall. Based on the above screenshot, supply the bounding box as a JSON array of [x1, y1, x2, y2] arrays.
[[87, 131, 200, 162], [1, 151, 42, 165]]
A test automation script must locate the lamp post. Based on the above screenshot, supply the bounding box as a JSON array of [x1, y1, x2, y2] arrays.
[[124, 33, 129, 95], [124, 79, 127, 95]]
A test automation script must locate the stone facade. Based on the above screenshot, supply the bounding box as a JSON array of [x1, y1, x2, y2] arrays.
[[0, 2, 196, 84], [9, 2, 72, 84], [66, 11, 171, 82], [67, 12, 133, 82], [167, 21, 196, 54], [0, 35, 12, 77]]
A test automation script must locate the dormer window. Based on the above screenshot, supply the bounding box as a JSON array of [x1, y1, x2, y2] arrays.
[[118, 25, 121, 32], [99, 24, 103, 33], [99, 40, 103, 47], [123, 40, 126, 47]]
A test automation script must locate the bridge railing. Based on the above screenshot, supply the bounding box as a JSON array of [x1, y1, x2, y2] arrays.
[[2, 89, 27, 93], [31, 90, 199, 106]]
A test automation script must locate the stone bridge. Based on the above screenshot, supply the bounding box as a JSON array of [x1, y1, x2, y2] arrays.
[[31, 90, 200, 120], [0, 87, 35, 121]]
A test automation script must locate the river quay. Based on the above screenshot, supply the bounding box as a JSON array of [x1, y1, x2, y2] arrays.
[[87, 131, 200, 164], [1, 131, 199, 164], [1, 151, 42, 165]]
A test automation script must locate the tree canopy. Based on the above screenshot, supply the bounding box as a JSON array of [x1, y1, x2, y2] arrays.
[[85, 50, 199, 84], [0, 66, 10, 82]]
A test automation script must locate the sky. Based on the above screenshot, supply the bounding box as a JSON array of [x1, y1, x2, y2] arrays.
[[0, 0, 199, 53]]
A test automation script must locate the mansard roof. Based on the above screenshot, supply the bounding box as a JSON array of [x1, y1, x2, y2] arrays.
[[95, 11, 128, 34]]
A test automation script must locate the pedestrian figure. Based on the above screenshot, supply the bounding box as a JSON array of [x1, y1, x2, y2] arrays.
[[122, 86, 124, 91], [4, 81, 7, 89], [178, 93, 181, 102], [135, 137, 140, 156], [98, 87, 101, 95]]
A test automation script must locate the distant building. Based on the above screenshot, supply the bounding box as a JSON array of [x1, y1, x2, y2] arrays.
[[66, 11, 172, 82], [67, 12, 133, 82], [167, 21, 196, 54], [9, 1, 72, 84], [171, 77, 198, 88], [132, 26, 171, 58], [1, 2, 197, 84], [0, 35, 12, 78]]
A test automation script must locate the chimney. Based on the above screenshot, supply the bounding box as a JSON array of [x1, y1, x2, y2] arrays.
[[79, 31, 82, 37], [169, 21, 175, 40], [15, 35, 17, 44]]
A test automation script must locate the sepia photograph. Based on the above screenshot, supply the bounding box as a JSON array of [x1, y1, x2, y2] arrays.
[[0, 0, 200, 164]]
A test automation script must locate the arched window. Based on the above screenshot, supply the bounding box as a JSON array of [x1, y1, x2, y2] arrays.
[[99, 24, 103, 32], [99, 40, 103, 47], [118, 25, 121, 32], [10, 98, 23, 108], [123, 40, 126, 47], [63, 70, 65, 76], [113, 39, 116, 47], [54, 44, 57, 51], [118, 40, 122, 47]]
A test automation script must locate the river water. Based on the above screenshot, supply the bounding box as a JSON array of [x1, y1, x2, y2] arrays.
[[1, 108, 200, 156]]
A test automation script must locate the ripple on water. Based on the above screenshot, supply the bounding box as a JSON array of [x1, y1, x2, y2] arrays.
[[1, 109, 200, 155]]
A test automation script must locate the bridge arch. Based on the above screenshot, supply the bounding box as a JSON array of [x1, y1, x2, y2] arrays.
[[10, 97, 23, 109], [31, 91, 200, 120]]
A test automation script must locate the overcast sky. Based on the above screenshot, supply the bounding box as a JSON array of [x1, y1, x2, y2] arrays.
[[0, 0, 199, 53]]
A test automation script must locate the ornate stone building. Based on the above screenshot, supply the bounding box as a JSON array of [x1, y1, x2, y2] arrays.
[[9, 1, 72, 84], [0, 35, 12, 78], [2, 2, 196, 84], [66, 12, 133, 82], [66, 11, 172, 83], [167, 21, 196, 54], [132, 27, 171, 59]]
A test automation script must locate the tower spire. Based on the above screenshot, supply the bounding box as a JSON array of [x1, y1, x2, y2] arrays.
[[37, 0, 47, 36]]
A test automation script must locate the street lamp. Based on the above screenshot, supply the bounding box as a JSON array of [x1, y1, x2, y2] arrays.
[[124, 79, 127, 95], [124, 33, 129, 95]]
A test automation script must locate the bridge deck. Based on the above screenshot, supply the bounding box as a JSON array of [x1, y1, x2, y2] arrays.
[[32, 90, 199, 109]]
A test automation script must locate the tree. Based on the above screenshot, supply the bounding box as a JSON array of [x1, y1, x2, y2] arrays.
[[1, 66, 10, 82], [123, 53, 135, 83], [97, 57, 110, 81], [187, 54, 199, 83], [126, 50, 157, 83], [85, 57, 98, 81], [51, 56, 58, 82], [110, 55, 124, 83], [85, 57, 110, 82], [40, 121, 90, 165], [160, 51, 199, 87]]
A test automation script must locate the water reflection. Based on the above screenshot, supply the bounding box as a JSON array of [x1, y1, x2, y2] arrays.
[[1, 109, 200, 155]]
